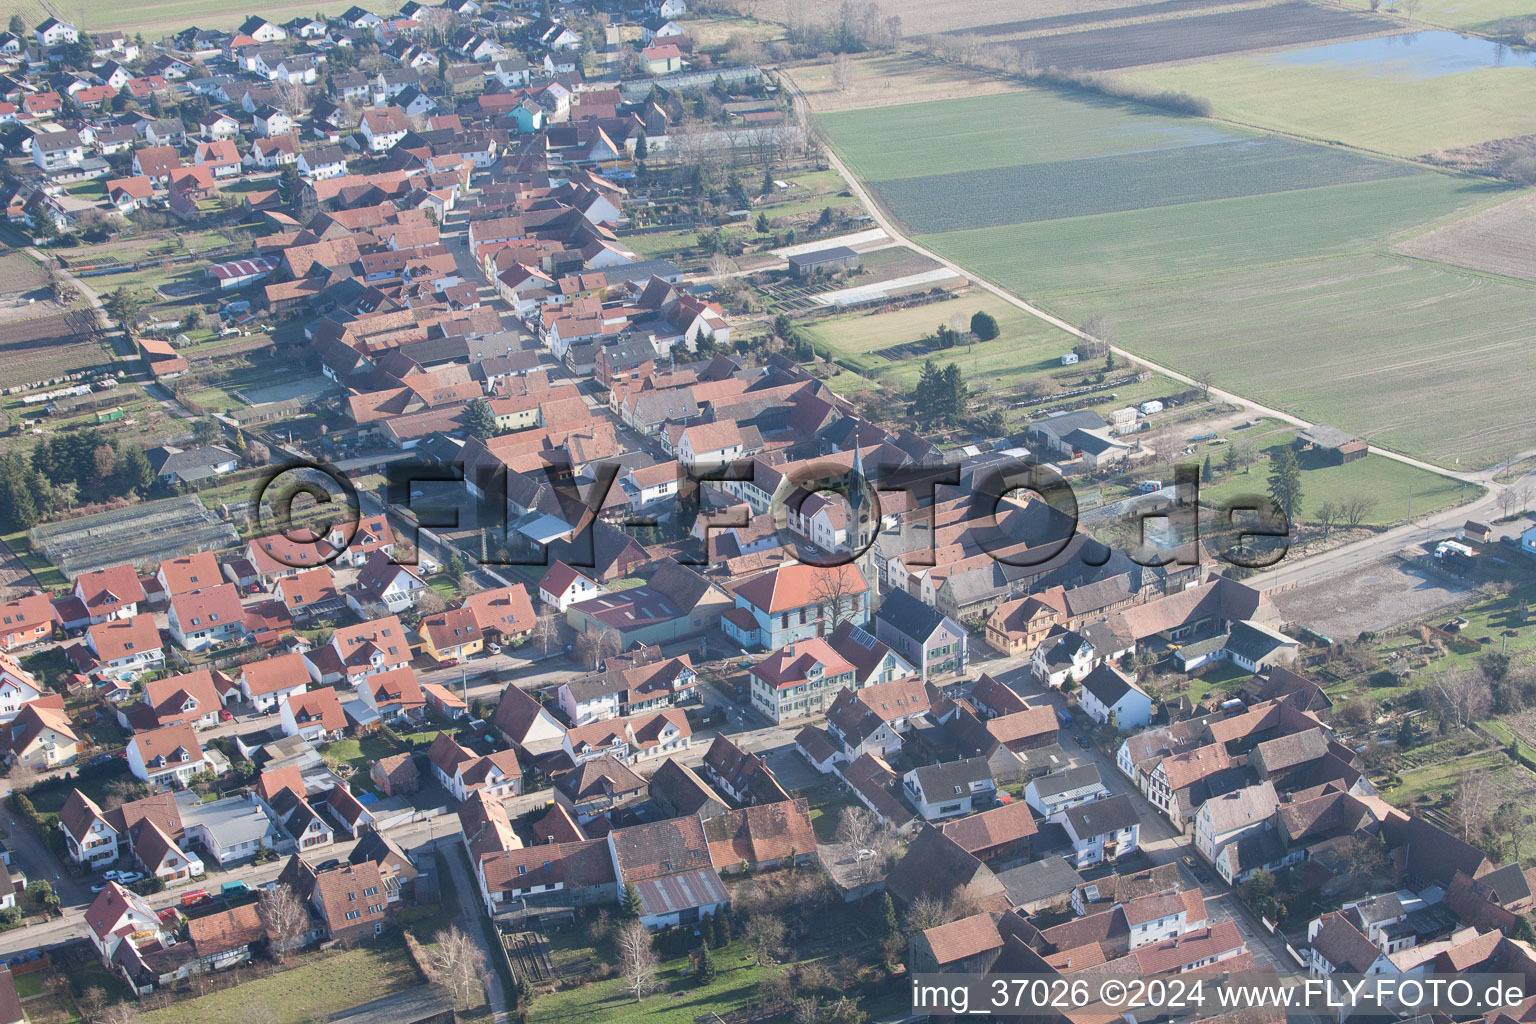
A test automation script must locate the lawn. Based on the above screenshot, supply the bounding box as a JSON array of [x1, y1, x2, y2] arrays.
[[319, 735, 401, 776], [12, 972, 42, 998], [1124, 51, 1536, 156], [1199, 445, 1472, 526], [529, 939, 785, 1024], [138, 942, 423, 1024], [0, 531, 67, 591], [1386, 749, 1507, 805], [1336, 0, 1536, 34]]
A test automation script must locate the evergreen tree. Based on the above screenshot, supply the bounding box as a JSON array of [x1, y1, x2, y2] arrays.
[[755, 211, 770, 233], [634, 134, 648, 160], [969, 311, 999, 341], [1266, 446, 1304, 524], [445, 551, 467, 583], [877, 893, 898, 941], [912, 358, 945, 429], [1224, 443, 1239, 475], [621, 882, 643, 918], [0, 475, 37, 531], [696, 943, 717, 985], [104, 287, 143, 332], [7, 15, 25, 35], [941, 363, 968, 424], [113, 445, 153, 497], [463, 397, 497, 440], [1202, 453, 1213, 483], [711, 909, 729, 948]]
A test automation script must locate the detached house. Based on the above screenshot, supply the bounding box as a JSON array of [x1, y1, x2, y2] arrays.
[[73, 564, 146, 625], [6, 697, 79, 769], [346, 552, 426, 616], [140, 670, 223, 731], [279, 687, 346, 743], [240, 652, 311, 712], [127, 724, 206, 788], [361, 106, 409, 152], [86, 615, 164, 681], [0, 594, 54, 652], [168, 584, 245, 651], [903, 757, 997, 821], [319, 617, 411, 683], [0, 655, 44, 723], [1079, 664, 1153, 732], [1059, 793, 1141, 868]]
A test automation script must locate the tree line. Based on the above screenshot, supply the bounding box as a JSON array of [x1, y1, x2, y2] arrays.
[[0, 431, 154, 533]]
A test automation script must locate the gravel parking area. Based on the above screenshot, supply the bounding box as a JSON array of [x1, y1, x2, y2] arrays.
[[1273, 558, 1468, 639]]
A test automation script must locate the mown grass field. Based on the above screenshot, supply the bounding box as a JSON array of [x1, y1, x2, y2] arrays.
[[138, 943, 422, 1024], [1387, 749, 1507, 804], [1199, 444, 1472, 525], [1123, 54, 1536, 156], [1336, 0, 1536, 33]]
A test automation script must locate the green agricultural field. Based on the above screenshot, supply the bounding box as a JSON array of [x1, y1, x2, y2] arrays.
[[916, 172, 1506, 296], [817, 81, 1529, 468], [872, 138, 1415, 233], [817, 89, 1241, 180], [1124, 56, 1536, 157], [1038, 253, 1536, 466]]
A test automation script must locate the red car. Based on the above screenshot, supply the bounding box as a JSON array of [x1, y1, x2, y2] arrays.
[[218, 709, 234, 721]]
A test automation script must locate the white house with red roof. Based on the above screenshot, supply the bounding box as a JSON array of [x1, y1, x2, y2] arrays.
[[73, 565, 146, 625], [279, 687, 346, 743], [155, 552, 223, 601], [85, 882, 168, 965], [357, 665, 425, 723], [326, 515, 395, 568], [345, 551, 425, 616], [167, 584, 246, 651], [240, 652, 311, 712], [126, 724, 206, 787], [538, 560, 605, 611], [245, 531, 329, 583], [139, 669, 222, 731], [321, 617, 411, 683], [85, 615, 164, 680], [0, 655, 44, 724]]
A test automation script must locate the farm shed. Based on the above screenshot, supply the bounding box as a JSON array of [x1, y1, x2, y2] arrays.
[[1293, 425, 1367, 464], [207, 256, 279, 291], [788, 245, 860, 278]]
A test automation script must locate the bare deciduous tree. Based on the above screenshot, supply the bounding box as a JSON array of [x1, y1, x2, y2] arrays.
[[1454, 769, 1497, 842], [98, 1003, 141, 1024], [1430, 669, 1493, 732], [1499, 488, 1520, 518], [793, 995, 822, 1024], [429, 926, 488, 1010], [532, 612, 560, 656], [831, 51, 853, 93], [241, 1001, 279, 1024], [414, 589, 447, 617], [745, 912, 787, 965], [258, 883, 309, 963], [616, 919, 660, 1001], [904, 893, 949, 934], [810, 566, 860, 631]]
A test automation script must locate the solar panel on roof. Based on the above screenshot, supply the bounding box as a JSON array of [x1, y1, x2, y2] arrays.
[[847, 625, 878, 650]]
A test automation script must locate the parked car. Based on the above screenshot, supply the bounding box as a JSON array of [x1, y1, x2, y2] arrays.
[[221, 880, 251, 896], [90, 882, 108, 893], [488, 643, 502, 655], [102, 870, 133, 882], [218, 709, 234, 721], [114, 872, 145, 885], [317, 859, 342, 872], [1075, 735, 1090, 749]]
